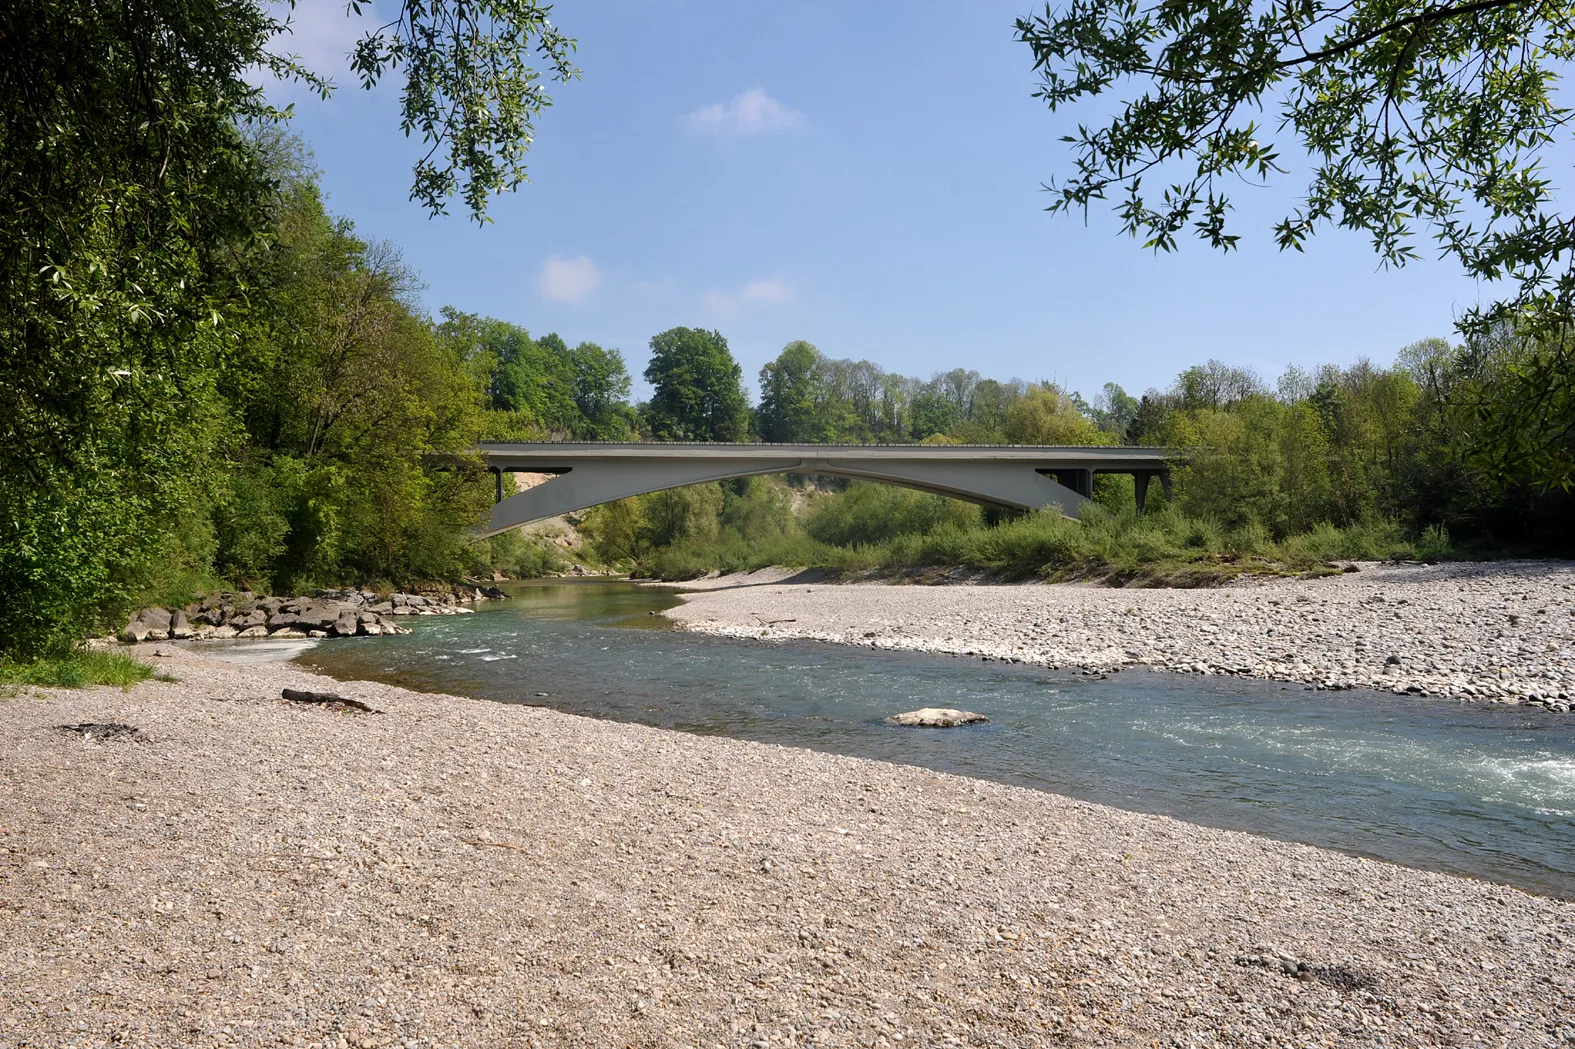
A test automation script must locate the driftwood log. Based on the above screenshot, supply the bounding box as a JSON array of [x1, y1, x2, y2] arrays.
[[280, 688, 381, 714]]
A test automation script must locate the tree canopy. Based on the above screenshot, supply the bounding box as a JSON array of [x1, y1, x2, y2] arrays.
[[758, 341, 832, 442], [0, 0, 578, 657], [1014, 0, 1570, 299], [642, 328, 752, 442]]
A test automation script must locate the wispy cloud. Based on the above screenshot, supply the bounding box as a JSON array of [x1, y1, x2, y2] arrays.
[[702, 277, 796, 313], [539, 256, 602, 303], [684, 89, 804, 137]]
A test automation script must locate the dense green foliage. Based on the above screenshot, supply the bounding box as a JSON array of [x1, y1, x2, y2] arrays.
[[582, 341, 1572, 582], [0, 0, 577, 659], [1, 0, 278, 659], [436, 310, 637, 440], [217, 177, 495, 591], [1014, 0, 1575, 484], [621, 496, 1433, 587], [753, 341, 1117, 444], [641, 328, 752, 441]]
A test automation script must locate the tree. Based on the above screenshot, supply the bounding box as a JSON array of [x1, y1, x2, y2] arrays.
[[758, 341, 829, 442], [908, 394, 960, 442], [0, 0, 278, 656], [0, 0, 578, 657], [642, 328, 751, 442], [1092, 383, 1140, 435], [342, 0, 579, 220], [567, 341, 635, 440], [1124, 394, 1176, 446], [1003, 385, 1110, 445], [1015, 0, 1575, 486], [217, 183, 490, 590], [1173, 361, 1264, 412]]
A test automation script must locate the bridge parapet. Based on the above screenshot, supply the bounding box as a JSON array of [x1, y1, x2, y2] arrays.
[[475, 442, 1178, 538]]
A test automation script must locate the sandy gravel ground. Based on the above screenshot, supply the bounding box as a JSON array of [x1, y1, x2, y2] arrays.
[[2, 646, 1572, 1048], [665, 561, 1575, 709]]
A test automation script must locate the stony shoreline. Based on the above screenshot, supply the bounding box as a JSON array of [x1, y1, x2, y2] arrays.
[[663, 560, 1575, 710], [0, 646, 1571, 1047], [117, 585, 504, 644]]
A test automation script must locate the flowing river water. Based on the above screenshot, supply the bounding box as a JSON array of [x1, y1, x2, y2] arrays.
[[294, 579, 1575, 898]]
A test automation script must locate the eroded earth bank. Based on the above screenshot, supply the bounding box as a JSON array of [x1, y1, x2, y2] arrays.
[[1, 647, 1571, 1048], [665, 561, 1575, 709]]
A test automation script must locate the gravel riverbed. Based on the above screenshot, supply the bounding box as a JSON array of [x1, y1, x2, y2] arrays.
[[665, 561, 1575, 709], [2, 646, 1572, 1047]]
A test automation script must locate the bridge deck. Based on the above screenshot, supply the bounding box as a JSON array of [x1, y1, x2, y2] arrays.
[[473, 442, 1178, 537], [479, 442, 1175, 470]]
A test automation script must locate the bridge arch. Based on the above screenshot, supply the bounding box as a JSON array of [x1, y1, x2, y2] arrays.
[[475, 443, 1175, 539]]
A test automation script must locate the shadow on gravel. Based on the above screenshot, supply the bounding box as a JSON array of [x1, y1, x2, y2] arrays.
[[58, 723, 142, 742]]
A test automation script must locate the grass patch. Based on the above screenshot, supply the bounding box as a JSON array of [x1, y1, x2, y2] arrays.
[[0, 651, 164, 691]]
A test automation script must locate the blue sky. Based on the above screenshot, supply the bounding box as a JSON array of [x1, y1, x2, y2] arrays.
[[268, 0, 1486, 401]]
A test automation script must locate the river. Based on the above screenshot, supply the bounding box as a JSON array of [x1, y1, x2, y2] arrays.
[[294, 579, 1575, 898]]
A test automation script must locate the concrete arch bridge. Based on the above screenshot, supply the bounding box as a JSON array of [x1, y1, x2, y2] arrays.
[[476, 442, 1176, 539]]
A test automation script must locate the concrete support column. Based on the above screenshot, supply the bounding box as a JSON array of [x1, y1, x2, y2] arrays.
[[1135, 469, 1176, 512], [1054, 469, 1093, 498], [492, 468, 504, 505]]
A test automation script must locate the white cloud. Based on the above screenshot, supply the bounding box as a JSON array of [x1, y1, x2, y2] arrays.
[[538, 256, 602, 303], [738, 278, 793, 302], [685, 89, 804, 137], [702, 277, 796, 313]]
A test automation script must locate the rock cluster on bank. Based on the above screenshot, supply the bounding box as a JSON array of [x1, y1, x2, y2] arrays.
[[120, 585, 504, 643]]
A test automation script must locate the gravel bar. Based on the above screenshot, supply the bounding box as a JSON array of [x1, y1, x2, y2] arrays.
[[665, 561, 1575, 709], [1, 645, 1571, 1048]]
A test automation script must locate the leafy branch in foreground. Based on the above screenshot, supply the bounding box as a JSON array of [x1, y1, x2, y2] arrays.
[[342, 0, 579, 220], [1016, 0, 1573, 286], [1015, 0, 1575, 484]]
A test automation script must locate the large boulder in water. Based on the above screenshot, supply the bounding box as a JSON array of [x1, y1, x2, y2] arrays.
[[883, 708, 988, 728]]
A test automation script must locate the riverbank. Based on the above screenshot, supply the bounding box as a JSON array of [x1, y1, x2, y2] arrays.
[[664, 560, 1575, 708], [1, 647, 1571, 1047]]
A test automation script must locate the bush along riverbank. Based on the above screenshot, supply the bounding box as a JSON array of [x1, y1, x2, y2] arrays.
[[117, 585, 506, 643]]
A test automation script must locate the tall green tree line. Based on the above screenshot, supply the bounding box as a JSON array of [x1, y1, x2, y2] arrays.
[[0, 0, 576, 658]]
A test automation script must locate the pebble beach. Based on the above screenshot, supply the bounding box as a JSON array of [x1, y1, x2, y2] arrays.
[[2, 642, 1573, 1048], [666, 560, 1575, 709]]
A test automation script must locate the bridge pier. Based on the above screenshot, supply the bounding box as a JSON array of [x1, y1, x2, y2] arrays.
[[1132, 470, 1175, 514]]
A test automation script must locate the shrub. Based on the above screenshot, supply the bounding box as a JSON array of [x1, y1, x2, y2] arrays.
[[805, 483, 980, 546]]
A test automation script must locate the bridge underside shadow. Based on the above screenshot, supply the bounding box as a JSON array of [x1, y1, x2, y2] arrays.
[[475, 444, 1175, 539]]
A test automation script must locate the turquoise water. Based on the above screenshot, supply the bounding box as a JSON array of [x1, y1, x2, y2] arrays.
[[298, 580, 1575, 898]]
